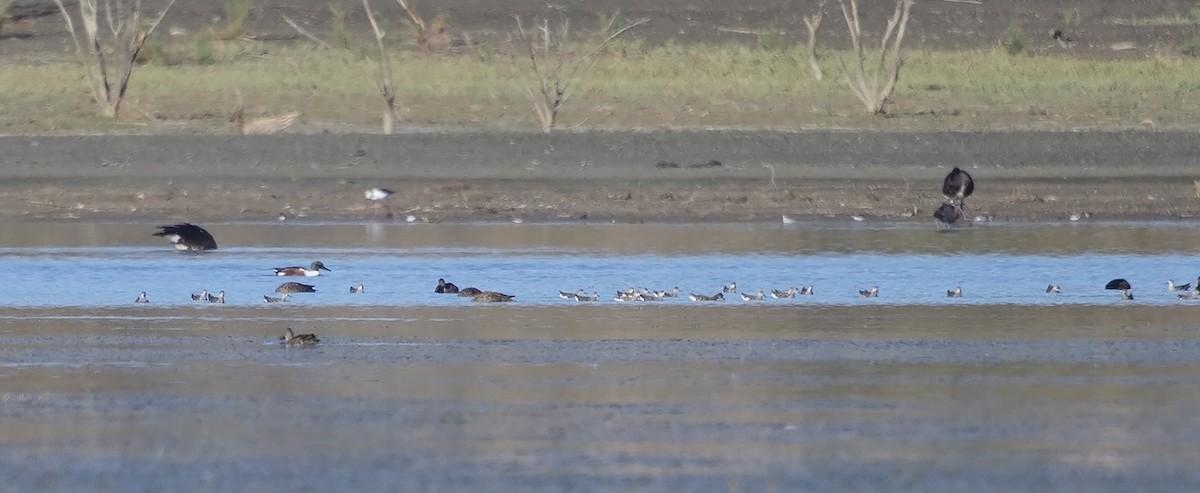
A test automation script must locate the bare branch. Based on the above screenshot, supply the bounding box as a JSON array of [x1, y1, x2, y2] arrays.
[[835, 0, 913, 114], [282, 14, 333, 49], [802, 0, 826, 81], [363, 0, 398, 133], [392, 0, 426, 33]]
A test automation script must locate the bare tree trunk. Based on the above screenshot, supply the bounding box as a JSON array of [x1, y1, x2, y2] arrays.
[[511, 14, 646, 132], [52, 0, 175, 118], [363, 0, 398, 134], [803, 0, 826, 81], [835, 0, 913, 115]]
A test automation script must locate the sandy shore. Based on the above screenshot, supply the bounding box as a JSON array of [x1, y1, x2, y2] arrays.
[[1, 130, 1197, 223]]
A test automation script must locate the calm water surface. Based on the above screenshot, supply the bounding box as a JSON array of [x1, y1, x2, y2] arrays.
[[1, 221, 1199, 491]]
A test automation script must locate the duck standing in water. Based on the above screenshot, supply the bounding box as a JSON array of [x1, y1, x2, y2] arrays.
[[280, 328, 319, 346], [153, 223, 218, 251], [273, 261, 331, 277]]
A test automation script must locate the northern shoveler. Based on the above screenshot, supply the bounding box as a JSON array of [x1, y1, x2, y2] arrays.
[[350, 284, 364, 294], [472, 291, 515, 302], [135, 292, 149, 303], [276, 282, 316, 294], [273, 261, 331, 277], [1045, 284, 1061, 294], [264, 293, 289, 303], [364, 188, 395, 201], [280, 328, 319, 346], [771, 287, 799, 299], [207, 290, 225, 303], [435, 278, 460, 294], [689, 292, 724, 302], [947, 286, 963, 298], [859, 286, 879, 298], [740, 290, 765, 301], [153, 223, 218, 251], [457, 287, 482, 297]]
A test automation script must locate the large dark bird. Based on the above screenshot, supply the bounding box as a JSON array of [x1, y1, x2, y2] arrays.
[[1105, 279, 1132, 290], [942, 167, 975, 202], [153, 223, 217, 251], [933, 202, 964, 225]]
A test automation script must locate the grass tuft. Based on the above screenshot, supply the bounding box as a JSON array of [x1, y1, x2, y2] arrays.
[[1003, 21, 1023, 55]]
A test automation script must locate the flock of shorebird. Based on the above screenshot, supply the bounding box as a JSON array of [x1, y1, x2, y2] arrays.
[[139, 170, 1166, 345]]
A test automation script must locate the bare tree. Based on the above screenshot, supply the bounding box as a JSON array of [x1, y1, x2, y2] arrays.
[[511, 13, 646, 133], [393, 0, 448, 52], [52, 0, 177, 118], [363, 0, 399, 133], [803, 0, 827, 81], [835, 0, 914, 114]]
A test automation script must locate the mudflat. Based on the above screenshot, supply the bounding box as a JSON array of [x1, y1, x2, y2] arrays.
[[1, 130, 1197, 223]]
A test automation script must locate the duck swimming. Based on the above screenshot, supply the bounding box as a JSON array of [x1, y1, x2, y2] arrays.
[[280, 328, 319, 346], [276, 282, 317, 294], [273, 261, 331, 277]]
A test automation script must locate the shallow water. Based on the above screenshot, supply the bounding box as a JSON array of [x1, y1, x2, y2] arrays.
[[1, 221, 1199, 491]]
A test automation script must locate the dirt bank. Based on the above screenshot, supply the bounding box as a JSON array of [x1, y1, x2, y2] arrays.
[[1, 130, 1197, 223]]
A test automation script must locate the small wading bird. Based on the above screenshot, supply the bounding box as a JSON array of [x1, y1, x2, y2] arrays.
[[350, 284, 365, 294], [1178, 288, 1199, 300], [934, 167, 975, 228], [771, 287, 799, 299], [1045, 284, 1061, 294], [1120, 289, 1134, 301], [689, 292, 724, 302], [472, 291, 515, 303], [273, 261, 331, 277], [276, 282, 317, 294], [575, 291, 599, 302], [135, 292, 149, 303], [191, 289, 208, 301], [723, 282, 738, 294], [947, 286, 963, 298], [365, 188, 395, 201], [740, 290, 765, 301], [800, 286, 814, 296], [1167, 280, 1192, 292], [153, 223, 217, 251], [859, 286, 879, 298], [207, 290, 225, 304], [435, 278, 460, 294], [280, 328, 319, 346], [264, 293, 289, 303]]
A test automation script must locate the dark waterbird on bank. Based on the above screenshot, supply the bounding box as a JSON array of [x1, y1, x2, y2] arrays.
[[153, 223, 217, 251], [1105, 279, 1132, 290], [934, 167, 975, 226], [943, 167, 975, 202]]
